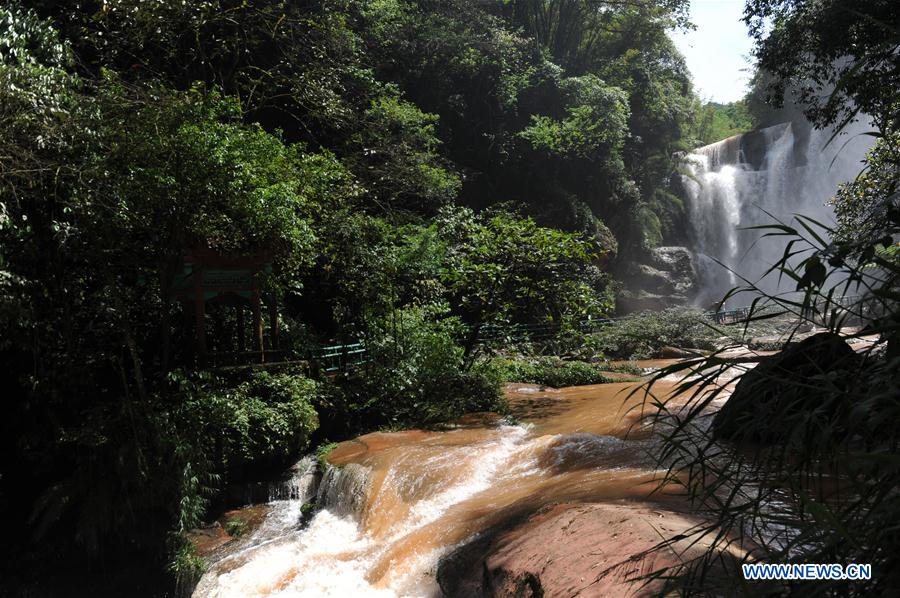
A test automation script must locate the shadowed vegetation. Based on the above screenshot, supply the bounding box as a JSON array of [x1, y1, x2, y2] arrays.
[[638, 0, 900, 583]]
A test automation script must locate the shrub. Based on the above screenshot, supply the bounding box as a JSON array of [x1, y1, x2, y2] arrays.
[[224, 518, 247, 538], [315, 441, 339, 470], [229, 372, 320, 463], [492, 356, 614, 387], [168, 537, 206, 597], [587, 308, 720, 359], [172, 370, 320, 469], [332, 307, 505, 427]]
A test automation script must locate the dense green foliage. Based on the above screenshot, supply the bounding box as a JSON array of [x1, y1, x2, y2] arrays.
[[586, 307, 719, 359], [831, 128, 900, 244], [172, 371, 320, 467], [692, 100, 754, 146], [436, 205, 613, 354], [744, 0, 900, 130], [1, 1, 708, 591], [492, 356, 615, 387], [325, 307, 506, 429]]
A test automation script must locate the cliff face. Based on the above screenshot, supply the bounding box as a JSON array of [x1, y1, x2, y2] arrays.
[[691, 120, 819, 172], [617, 246, 699, 312]]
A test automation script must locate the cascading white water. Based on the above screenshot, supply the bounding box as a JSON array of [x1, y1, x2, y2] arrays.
[[682, 154, 742, 292], [190, 379, 693, 598], [193, 425, 539, 598], [269, 456, 320, 503], [194, 457, 321, 581], [681, 121, 872, 305]]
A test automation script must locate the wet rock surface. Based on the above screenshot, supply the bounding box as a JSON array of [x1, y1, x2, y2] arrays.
[[713, 331, 862, 442], [188, 504, 272, 562], [619, 246, 698, 312], [648, 247, 698, 296], [438, 501, 706, 597]]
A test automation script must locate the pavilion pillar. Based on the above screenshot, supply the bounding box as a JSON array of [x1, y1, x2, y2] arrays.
[[268, 294, 279, 355], [236, 304, 246, 355], [194, 265, 206, 367], [252, 289, 264, 363], [213, 307, 224, 365]]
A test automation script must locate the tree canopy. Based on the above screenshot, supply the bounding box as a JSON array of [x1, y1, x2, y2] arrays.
[[744, 0, 900, 129], [0, 1, 712, 593]]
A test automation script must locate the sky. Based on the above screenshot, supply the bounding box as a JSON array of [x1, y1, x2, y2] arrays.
[[670, 0, 754, 104]]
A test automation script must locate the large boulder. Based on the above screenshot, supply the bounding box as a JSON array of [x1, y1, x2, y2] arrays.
[[437, 502, 713, 597], [634, 263, 678, 295], [713, 332, 862, 443], [618, 246, 698, 313], [616, 290, 674, 313], [649, 246, 698, 296]]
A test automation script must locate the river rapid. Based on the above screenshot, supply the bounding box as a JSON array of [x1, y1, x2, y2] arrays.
[[193, 375, 686, 597]]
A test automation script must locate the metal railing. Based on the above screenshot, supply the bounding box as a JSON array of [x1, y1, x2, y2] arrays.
[[300, 294, 875, 373], [309, 342, 369, 373]]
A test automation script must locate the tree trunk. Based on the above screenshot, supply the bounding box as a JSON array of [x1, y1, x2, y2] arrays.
[[159, 258, 179, 373], [462, 322, 482, 370]]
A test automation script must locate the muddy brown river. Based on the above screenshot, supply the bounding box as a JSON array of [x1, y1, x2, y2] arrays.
[[193, 374, 687, 597]]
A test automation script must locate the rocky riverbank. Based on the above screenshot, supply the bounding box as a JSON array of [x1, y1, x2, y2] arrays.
[[438, 501, 716, 597]]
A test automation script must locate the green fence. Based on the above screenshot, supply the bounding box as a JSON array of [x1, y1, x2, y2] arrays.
[[305, 294, 867, 373], [308, 342, 369, 373]]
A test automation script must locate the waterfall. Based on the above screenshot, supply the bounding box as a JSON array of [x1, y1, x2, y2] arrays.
[[193, 424, 540, 597], [316, 463, 372, 519], [681, 121, 872, 305], [268, 455, 320, 502], [191, 378, 695, 598]]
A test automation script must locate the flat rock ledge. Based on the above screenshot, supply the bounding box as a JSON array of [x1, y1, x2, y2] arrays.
[[439, 501, 710, 598]]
